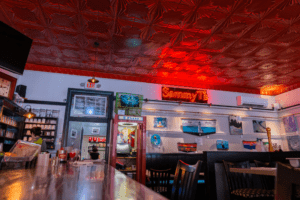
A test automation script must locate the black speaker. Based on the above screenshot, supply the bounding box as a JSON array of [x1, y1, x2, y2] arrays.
[[16, 85, 26, 98]]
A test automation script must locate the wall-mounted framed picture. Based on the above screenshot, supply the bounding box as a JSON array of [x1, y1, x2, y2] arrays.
[[115, 92, 143, 116], [287, 135, 300, 151], [216, 140, 229, 150], [242, 140, 257, 150], [154, 117, 167, 128], [70, 129, 77, 138], [92, 128, 100, 135], [283, 115, 298, 133], [229, 115, 243, 135], [252, 120, 267, 133], [181, 118, 216, 136]]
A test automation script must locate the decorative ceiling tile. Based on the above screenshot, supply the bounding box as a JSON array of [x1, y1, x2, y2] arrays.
[[195, 17, 217, 30], [223, 22, 247, 34], [3, 0, 300, 95], [125, 2, 148, 19], [251, 27, 276, 40], [245, 0, 274, 14], [255, 47, 275, 57]]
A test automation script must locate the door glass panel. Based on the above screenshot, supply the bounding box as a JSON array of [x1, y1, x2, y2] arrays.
[[70, 94, 108, 118], [67, 121, 107, 160]]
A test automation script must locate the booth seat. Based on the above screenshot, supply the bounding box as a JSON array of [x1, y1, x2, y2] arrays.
[[146, 153, 204, 174]]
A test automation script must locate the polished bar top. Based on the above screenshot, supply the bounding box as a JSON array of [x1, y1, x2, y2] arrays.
[[0, 163, 168, 200]]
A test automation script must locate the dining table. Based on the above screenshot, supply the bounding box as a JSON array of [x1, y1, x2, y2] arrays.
[[230, 167, 277, 176], [0, 162, 168, 200]]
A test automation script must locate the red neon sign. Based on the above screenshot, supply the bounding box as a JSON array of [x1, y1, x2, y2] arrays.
[[162, 87, 208, 103], [86, 82, 95, 88]]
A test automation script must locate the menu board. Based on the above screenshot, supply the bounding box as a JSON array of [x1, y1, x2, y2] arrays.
[[72, 95, 107, 117]]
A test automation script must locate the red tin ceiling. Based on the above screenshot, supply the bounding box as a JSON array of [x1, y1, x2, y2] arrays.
[[1, 0, 300, 95]]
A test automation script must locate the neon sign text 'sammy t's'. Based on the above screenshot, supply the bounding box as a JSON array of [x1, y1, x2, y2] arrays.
[[162, 87, 208, 103]]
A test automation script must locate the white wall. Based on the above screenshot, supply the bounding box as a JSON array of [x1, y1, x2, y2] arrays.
[[17, 70, 275, 106], [16, 70, 285, 152], [276, 88, 300, 108]]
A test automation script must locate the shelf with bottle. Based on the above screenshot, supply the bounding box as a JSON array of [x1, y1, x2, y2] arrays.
[[28, 108, 60, 119], [24, 123, 56, 130], [0, 116, 18, 127]]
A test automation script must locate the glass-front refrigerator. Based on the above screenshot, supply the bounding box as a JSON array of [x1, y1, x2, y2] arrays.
[[62, 88, 114, 162]]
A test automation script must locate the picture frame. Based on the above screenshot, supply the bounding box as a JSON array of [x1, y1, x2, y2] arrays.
[[92, 128, 100, 135], [283, 115, 298, 133], [70, 129, 77, 138], [216, 140, 229, 150], [252, 120, 267, 133], [229, 115, 243, 135], [115, 92, 143, 116], [154, 117, 167, 128]]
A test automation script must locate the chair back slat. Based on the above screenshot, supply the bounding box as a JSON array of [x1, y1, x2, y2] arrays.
[[223, 160, 253, 192], [275, 162, 300, 200], [171, 160, 202, 200], [149, 168, 172, 198], [254, 160, 276, 190]]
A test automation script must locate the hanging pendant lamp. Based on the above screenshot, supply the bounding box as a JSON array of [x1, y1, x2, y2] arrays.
[[23, 105, 36, 119], [88, 77, 99, 83], [88, 42, 100, 83]]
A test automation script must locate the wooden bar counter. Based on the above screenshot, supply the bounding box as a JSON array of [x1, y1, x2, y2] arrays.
[[0, 162, 167, 200]]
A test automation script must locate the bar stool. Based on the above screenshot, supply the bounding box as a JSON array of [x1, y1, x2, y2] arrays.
[[223, 160, 273, 200], [171, 160, 202, 200], [149, 168, 172, 198], [275, 162, 300, 200]]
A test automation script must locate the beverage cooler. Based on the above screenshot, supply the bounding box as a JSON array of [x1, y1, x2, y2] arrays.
[[62, 88, 114, 162], [110, 115, 146, 184]]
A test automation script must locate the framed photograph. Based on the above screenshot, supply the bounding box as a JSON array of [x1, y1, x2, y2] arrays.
[[287, 135, 300, 151], [283, 115, 298, 133], [242, 140, 257, 150], [92, 128, 100, 135], [154, 117, 167, 128], [70, 129, 77, 138], [229, 115, 243, 135], [252, 120, 267, 133], [115, 92, 143, 116], [181, 118, 216, 136], [216, 140, 229, 150]]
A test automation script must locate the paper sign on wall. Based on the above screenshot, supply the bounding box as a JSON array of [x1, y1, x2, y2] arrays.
[[195, 138, 203, 146]]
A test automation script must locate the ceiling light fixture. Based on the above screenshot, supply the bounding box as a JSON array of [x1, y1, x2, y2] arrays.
[[23, 105, 36, 119]]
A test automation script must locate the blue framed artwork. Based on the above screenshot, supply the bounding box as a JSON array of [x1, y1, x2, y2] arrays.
[[253, 120, 267, 133], [154, 117, 167, 128], [216, 140, 229, 150], [181, 118, 216, 136], [150, 134, 162, 146], [283, 115, 298, 133]]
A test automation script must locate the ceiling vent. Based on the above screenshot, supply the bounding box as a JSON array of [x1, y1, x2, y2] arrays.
[[237, 96, 268, 108]]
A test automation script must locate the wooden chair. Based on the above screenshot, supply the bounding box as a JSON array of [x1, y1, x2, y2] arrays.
[[275, 162, 300, 200], [223, 160, 273, 200], [149, 168, 172, 198], [171, 160, 202, 200], [254, 160, 276, 190]]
